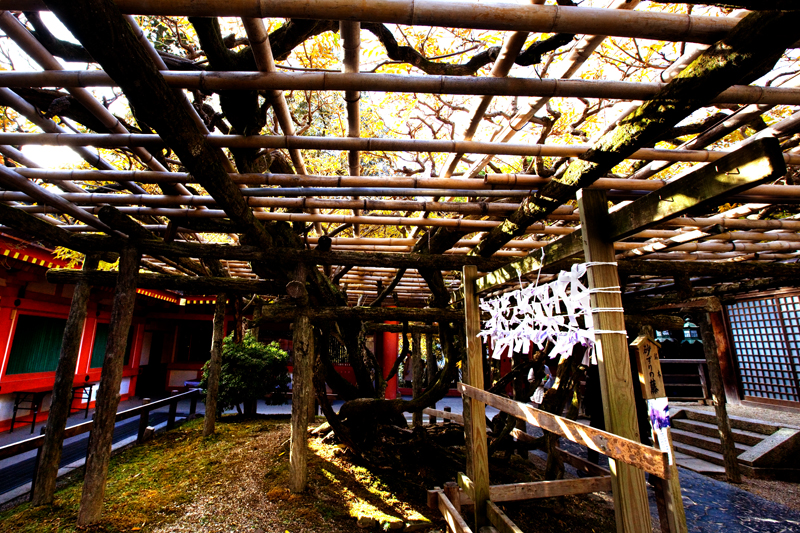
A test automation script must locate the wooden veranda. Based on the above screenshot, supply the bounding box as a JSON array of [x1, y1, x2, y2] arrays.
[[0, 1, 799, 531]]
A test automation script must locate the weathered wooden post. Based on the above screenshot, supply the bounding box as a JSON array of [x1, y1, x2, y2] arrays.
[[77, 246, 140, 526], [137, 398, 151, 443], [462, 265, 490, 529], [289, 265, 314, 493], [32, 254, 100, 506], [579, 189, 652, 533], [412, 331, 424, 427], [631, 328, 687, 533], [697, 305, 741, 483], [203, 294, 227, 437]]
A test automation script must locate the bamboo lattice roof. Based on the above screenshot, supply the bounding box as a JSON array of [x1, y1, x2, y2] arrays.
[[0, 1, 799, 309]]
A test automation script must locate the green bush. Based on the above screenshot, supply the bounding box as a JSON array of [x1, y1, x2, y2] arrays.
[[200, 333, 291, 412]]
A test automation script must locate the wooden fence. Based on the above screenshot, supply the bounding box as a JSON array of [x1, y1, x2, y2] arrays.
[[0, 389, 200, 500]]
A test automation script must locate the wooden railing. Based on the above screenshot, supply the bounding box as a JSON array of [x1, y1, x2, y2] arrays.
[[0, 389, 200, 498], [426, 384, 679, 533]]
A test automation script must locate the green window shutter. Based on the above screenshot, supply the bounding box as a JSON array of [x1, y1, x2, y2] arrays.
[[5, 315, 67, 375], [90, 324, 134, 369]]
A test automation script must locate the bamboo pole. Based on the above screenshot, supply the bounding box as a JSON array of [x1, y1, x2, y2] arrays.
[[441, 0, 544, 179], [203, 294, 227, 437], [0, 1, 743, 44], [0, 12, 163, 181], [4, 132, 799, 164], [464, 0, 643, 179], [242, 18, 307, 175], [0, 165, 111, 232], [3, 69, 800, 106], [340, 20, 363, 235], [0, 88, 119, 191], [12, 168, 800, 202], [125, 15, 237, 177], [77, 246, 140, 526], [31, 254, 100, 506]]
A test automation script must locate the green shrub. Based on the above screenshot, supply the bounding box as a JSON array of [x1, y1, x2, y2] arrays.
[[201, 333, 290, 412]]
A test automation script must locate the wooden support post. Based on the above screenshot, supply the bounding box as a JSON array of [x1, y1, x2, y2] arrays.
[[444, 481, 462, 515], [697, 309, 742, 483], [203, 294, 227, 437], [137, 398, 151, 443], [77, 246, 140, 526], [167, 398, 177, 430], [31, 254, 99, 506], [412, 331, 423, 427], [189, 393, 198, 416], [631, 328, 687, 533], [290, 311, 314, 492], [462, 265, 490, 529], [30, 426, 46, 503], [578, 189, 652, 533], [709, 311, 741, 404]]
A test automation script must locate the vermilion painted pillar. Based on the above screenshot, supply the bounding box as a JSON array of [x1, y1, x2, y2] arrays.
[[382, 324, 399, 399]]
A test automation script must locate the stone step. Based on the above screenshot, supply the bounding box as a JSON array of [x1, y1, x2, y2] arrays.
[[671, 418, 766, 446], [670, 428, 750, 455], [673, 451, 726, 474], [672, 440, 726, 467], [681, 408, 780, 435]]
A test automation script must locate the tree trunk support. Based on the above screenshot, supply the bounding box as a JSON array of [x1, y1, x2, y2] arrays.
[[31, 254, 100, 506], [579, 189, 652, 533], [412, 331, 423, 427], [77, 246, 140, 526], [709, 311, 741, 404], [290, 311, 314, 492], [462, 265, 490, 530], [697, 309, 742, 483], [203, 294, 227, 437]]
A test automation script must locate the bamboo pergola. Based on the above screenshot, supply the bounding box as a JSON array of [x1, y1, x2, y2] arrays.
[[1, 1, 800, 530]]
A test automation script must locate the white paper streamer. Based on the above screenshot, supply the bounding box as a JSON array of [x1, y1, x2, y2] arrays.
[[479, 262, 601, 361], [648, 397, 673, 465]]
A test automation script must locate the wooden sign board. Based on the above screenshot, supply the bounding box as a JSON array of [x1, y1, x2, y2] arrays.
[[631, 335, 666, 400]]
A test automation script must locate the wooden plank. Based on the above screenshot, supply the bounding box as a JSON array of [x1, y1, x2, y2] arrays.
[[423, 408, 464, 424], [579, 189, 652, 533], [486, 501, 524, 533], [463, 265, 490, 529], [489, 477, 612, 502], [608, 138, 785, 241], [468, 138, 785, 298], [437, 490, 474, 533], [558, 445, 612, 477], [461, 383, 669, 479]]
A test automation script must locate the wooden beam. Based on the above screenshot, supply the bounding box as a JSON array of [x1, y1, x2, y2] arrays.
[[487, 501, 523, 533], [462, 265, 490, 529], [47, 269, 283, 294], [422, 407, 464, 424], [468, 137, 786, 298], [608, 138, 785, 240], [437, 490, 474, 533], [617, 260, 800, 279], [460, 383, 669, 479], [255, 305, 463, 324], [489, 477, 612, 502], [366, 323, 440, 334], [579, 189, 652, 533]]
